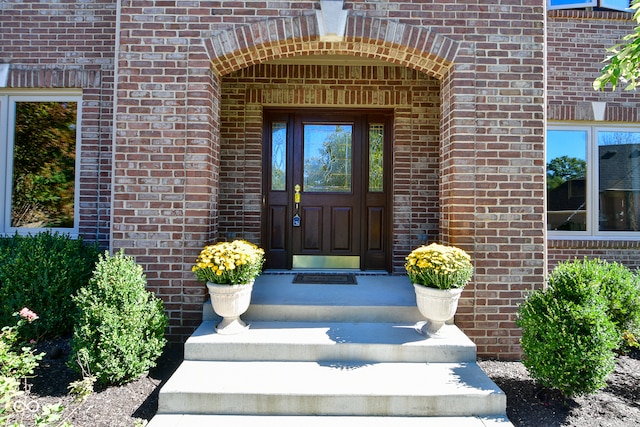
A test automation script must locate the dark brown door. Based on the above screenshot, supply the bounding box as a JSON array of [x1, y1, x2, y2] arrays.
[[263, 109, 391, 270]]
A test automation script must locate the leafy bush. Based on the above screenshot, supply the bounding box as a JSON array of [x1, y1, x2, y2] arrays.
[[0, 376, 20, 425], [517, 288, 617, 397], [549, 258, 640, 348], [0, 309, 44, 380], [70, 251, 167, 385], [596, 261, 640, 341], [0, 231, 100, 338], [0, 308, 45, 425]]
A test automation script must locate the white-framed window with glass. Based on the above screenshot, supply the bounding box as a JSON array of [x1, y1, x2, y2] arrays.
[[547, 0, 633, 11], [547, 125, 640, 238], [0, 91, 82, 235]]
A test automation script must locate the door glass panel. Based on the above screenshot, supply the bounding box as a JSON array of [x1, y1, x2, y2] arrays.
[[303, 124, 352, 192], [11, 101, 77, 228], [271, 122, 287, 191], [369, 123, 384, 192]]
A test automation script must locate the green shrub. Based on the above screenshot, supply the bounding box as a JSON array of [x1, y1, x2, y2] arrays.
[[549, 258, 640, 348], [0, 309, 45, 425], [0, 231, 100, 338], [70, 250, 167, 385], [0, 376, 20, 425], [0, 309, 44, 381], [597, 261, 640, 341], [517, 288, 617, 397], [546, 258, 604, 305]]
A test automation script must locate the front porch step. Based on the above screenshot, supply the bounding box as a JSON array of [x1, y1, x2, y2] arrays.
[[202, 274, 422, 323], [148, 276, 512, 426], [147, 414, 513, 427], [157, 360, 506, 417], [186, 321, 477, 363]]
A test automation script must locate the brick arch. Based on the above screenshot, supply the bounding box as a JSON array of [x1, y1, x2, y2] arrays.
[[205, 15, 459, 79]]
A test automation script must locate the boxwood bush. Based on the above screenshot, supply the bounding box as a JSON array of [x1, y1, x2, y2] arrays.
[[0, 232, 100, 338], [517, 287, 617, 397], [517, 257, 640, 397], [70, 250, 167, 385], [549, 258, 640, 348]]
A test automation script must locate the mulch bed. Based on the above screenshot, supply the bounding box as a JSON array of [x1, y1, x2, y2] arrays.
[[5, 339, 639, 426]]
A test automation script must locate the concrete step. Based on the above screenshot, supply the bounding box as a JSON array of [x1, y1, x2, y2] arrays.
[[147, 414, 514, 427], [186, 321, 477, 363], [157, 360, 506, 417], [203, 274, 422, 324]]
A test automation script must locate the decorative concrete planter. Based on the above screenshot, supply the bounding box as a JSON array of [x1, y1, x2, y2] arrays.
[[413, 284, 463, 337], [207, 281, 254, 334]]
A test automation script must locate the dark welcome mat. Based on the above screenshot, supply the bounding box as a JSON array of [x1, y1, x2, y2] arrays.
[[292, 273, 358, 285]]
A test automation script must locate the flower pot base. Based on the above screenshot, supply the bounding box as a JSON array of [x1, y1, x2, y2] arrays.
[[414, 320, 448, 338], [215, 316, 250, 335]]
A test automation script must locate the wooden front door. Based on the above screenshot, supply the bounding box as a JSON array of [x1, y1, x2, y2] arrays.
[[263, 109, 391, 270]]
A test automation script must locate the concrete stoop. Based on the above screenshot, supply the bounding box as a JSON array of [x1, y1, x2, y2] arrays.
[[148, 322, 511, 426], [147, 414, 513, 427], [147, 275, 513, 426]]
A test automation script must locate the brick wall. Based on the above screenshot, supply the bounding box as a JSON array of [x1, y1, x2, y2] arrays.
[[547, 10, 640, 271], [548, 10, 640, 122], [0, 0, 117, 245], [110, 1, 546, 358], [111, 3, 219, 340], [7, 1, 640, 358], [2, 1, 547, 358], [549, 240, 640, 270]]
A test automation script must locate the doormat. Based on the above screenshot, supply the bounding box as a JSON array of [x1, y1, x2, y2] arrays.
[[292, 273, 358, 285]]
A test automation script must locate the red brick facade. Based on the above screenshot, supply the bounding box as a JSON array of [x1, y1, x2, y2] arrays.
[[1, 1, 638, 359]]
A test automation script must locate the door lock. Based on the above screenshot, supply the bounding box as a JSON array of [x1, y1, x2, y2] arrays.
[[293, 184, 301, 227]]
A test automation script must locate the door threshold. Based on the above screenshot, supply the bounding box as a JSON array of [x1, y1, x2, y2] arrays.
[[262, 269, 390, 276]]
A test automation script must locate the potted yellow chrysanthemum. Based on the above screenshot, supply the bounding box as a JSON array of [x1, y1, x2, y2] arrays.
[[405, 243, 473, 336], [193, 240, 265, 334]]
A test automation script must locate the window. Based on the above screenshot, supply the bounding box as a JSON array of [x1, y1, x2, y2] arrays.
[[0, 92, 81, 235], [547, 0, 632, 12], [547, 125, 640, 238]]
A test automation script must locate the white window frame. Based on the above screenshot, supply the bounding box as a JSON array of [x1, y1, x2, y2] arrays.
[[0, 90, 82, 237], [548, 0, 597, 10], [547, 0, 632, 11], [548, 123, 640, 240]]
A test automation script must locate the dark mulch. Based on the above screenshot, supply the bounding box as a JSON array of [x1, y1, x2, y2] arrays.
[[5, 338, 183, 427], [478, 348, 640, 427], [5, 340, 640, 426]]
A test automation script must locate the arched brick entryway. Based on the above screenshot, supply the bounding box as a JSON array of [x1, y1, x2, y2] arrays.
[[111, 4, 546, 359], [203, 15, 470, 268], [205, 16, 457, 79]]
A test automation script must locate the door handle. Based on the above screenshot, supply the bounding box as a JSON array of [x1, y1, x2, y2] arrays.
[[293, 184, 301, 227], [294, 184, 301, 204]]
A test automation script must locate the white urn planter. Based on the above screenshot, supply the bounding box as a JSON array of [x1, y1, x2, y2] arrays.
[[207, 281, 254, 334], [413, 284, 463, 337]]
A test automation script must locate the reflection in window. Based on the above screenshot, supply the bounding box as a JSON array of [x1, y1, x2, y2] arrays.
[[303, 124, 352, 192], [547, 130, 587, 231], [369, 124, 384, 192], [11, 101, 77, 228], [271, 122, 286, 191], [598, 131, 640, 231]]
